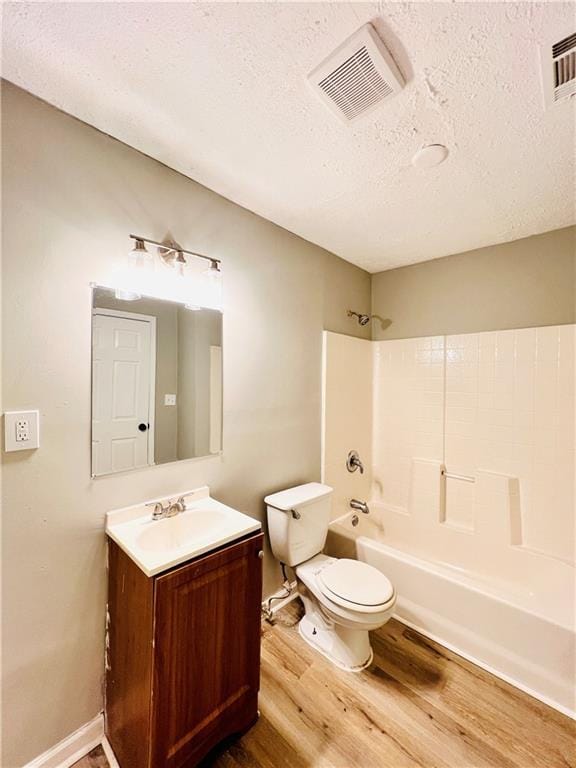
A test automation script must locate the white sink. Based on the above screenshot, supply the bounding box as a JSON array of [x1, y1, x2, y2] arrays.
[[136, 508, 227, 553], [106, 486, 261, 576]]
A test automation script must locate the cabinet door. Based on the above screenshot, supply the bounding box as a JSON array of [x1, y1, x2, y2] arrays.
[[151, 534, 263, 768]]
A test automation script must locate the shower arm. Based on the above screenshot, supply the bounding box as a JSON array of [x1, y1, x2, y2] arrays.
[[347, 309, 371, 326]]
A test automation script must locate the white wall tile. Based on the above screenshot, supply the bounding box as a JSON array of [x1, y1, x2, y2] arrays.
[[373, 337, 445, 515], [324, 325, 575, 566]]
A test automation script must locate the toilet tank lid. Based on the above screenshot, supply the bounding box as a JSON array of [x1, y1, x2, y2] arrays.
[[265, 482, 333, 511]]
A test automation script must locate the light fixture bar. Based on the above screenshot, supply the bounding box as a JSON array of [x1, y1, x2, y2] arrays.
[[129, 234, 221, 266]]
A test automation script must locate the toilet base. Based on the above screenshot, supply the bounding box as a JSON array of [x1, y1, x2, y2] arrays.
[[298, 614, 373, 672]]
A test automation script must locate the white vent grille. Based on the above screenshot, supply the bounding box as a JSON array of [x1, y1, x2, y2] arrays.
[[540, 32, 576, 107], [308, 24, 404, 123]]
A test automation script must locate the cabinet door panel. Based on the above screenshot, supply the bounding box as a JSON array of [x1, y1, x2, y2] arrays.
[[151, 534, 263, 768]]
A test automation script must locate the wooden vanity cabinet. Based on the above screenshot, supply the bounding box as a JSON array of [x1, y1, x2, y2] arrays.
[[106, 532, 264, 768]]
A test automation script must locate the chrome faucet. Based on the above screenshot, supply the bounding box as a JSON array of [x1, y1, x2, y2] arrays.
[[147, 496, 186, 521], [346, 450, 364, 474], [350, 499, 370, 515]]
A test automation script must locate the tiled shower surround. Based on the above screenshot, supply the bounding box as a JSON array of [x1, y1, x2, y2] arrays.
[[324, 324, 575, 568], [374, 325, 575, 565]]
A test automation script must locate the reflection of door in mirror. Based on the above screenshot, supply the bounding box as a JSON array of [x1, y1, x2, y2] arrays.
[[91, 310, 156, 476]]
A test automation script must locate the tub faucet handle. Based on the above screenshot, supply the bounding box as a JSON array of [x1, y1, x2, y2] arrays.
[[347, 450, 364, 474]]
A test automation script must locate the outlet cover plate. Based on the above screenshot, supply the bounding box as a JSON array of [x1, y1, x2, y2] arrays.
[[4, 410, 40, 452]]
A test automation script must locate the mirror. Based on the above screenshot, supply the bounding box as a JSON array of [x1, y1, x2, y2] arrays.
[[91, 287, 222, 477]]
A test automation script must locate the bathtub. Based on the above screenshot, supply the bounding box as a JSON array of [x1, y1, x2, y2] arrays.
[[327, 509, 576, 718]]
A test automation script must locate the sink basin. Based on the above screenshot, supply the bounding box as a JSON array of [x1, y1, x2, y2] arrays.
[[137, 508, 227, 553], [105, 486, 261, 576]]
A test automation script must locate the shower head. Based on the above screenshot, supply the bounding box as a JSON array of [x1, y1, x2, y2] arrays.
[[347, 310, 371, 326]]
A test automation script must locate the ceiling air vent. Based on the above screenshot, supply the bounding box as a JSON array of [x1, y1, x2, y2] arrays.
[[540, 32, 576, 107], [308, 23, 404, 123]]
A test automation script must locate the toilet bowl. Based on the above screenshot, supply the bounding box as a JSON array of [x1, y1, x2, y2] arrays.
[[265, 483, 396, 672], [296, 554, 396, 670]]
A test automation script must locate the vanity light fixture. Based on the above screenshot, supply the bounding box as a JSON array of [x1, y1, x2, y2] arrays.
[[128, 234, 222, 271], [112, 234, 223, 310]]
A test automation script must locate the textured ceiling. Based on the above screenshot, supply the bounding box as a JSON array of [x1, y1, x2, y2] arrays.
[[2, 1, 575, 272]]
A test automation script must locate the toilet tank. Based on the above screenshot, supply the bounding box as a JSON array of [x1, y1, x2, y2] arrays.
[[265, 482, 333, 566]]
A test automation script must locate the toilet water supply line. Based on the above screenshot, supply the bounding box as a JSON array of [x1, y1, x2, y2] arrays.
[[262, 562, 293, 622]]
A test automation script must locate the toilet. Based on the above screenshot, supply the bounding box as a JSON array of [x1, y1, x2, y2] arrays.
[[265, 482, 396, 671]]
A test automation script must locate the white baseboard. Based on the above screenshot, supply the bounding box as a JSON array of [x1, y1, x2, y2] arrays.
[[101, 737, 120, 768], [24, 715, 104, 768]]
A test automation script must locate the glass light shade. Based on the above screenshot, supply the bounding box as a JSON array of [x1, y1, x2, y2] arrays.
[[204, 260, 222, 281], [128, 239, 152, 270], [173, 252, 187, 279], [201, 261, 222, 310]]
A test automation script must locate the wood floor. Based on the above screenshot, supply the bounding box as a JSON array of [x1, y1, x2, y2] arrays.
[[77, 601, 575, 768], [72, 746, 109, 767]]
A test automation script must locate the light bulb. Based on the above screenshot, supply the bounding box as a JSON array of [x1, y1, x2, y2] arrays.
[[203, 260, 222, 281], [128, 239, 151, 270], [174, 251, 187, 278]]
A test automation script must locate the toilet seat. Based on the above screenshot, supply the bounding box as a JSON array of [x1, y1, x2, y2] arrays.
[[317, 558, 395, 613]]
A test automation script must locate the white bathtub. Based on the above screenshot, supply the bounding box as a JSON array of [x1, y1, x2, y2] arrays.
[[327, 510, 576, 718]]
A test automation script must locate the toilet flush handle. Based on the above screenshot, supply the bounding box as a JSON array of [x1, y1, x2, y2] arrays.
[[267, 502, 301, 520]]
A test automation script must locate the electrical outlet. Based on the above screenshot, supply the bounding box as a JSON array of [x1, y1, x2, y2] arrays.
[[4, 410, 40, 452], [16, 419, 29, 442]]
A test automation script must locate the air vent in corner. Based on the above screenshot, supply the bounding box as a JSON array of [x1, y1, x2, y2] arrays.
[[540, 32, 576, 107], [308, 23, 404, 123]]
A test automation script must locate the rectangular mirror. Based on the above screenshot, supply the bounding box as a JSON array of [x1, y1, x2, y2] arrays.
[[91, 287, 222, 477]]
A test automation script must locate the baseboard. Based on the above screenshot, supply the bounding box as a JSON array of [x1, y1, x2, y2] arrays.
[[101, 737, 120, 768], [24, 715, 104, 768]]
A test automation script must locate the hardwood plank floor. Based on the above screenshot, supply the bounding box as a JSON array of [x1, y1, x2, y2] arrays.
[[76, 601, 575, 768], [72, 745, 109, 767]]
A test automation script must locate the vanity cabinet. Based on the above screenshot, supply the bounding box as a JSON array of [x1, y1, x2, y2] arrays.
[[106, 531, 264, 768]]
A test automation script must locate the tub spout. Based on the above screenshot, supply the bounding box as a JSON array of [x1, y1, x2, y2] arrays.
[[350, 499, 369, 515]]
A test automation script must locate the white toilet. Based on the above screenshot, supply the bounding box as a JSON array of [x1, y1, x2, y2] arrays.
[[265, 482, 396, 671]]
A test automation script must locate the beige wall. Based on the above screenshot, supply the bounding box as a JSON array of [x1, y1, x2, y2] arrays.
[[371, 227, 576, 340], [1, 81, 370, 766]]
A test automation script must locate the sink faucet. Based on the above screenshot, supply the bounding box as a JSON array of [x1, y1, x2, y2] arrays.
[[147, 496, 186, 521], [350, 499, 370, 515]]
